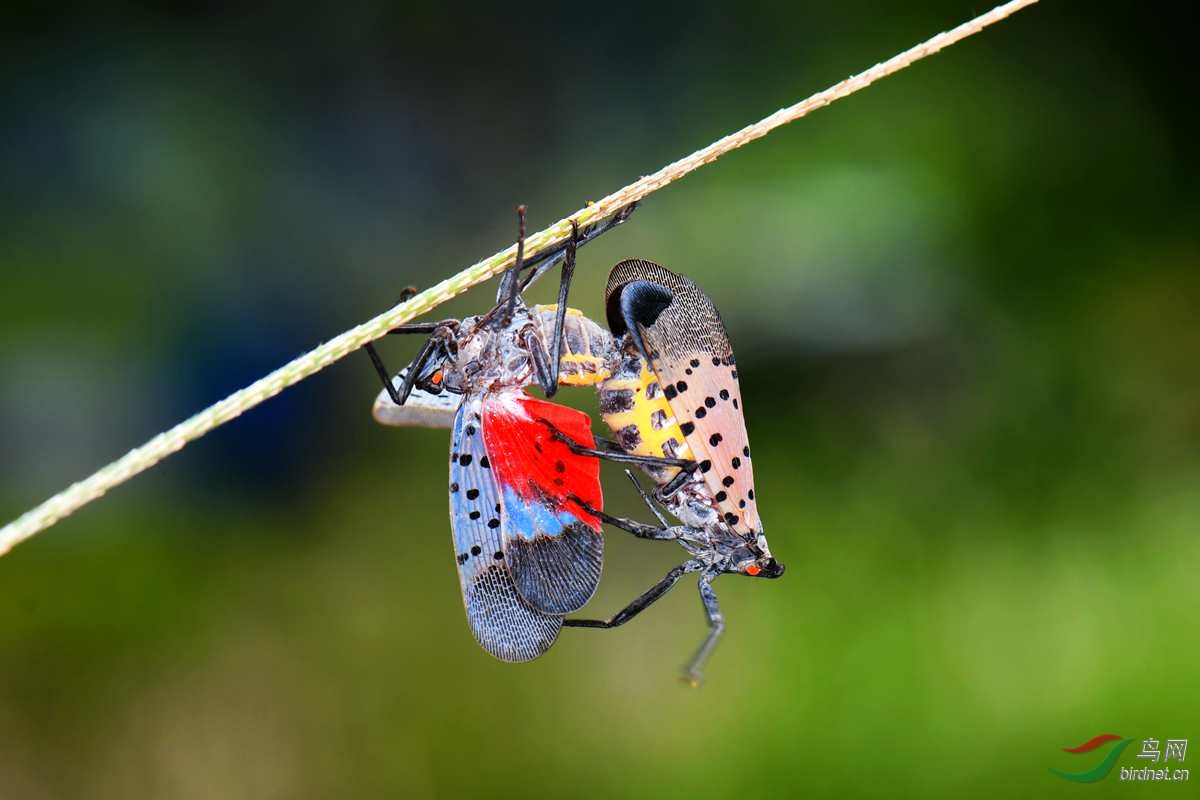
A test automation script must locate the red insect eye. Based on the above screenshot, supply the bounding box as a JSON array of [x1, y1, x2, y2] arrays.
[[745, 564, 762, 576], [431, 370, 443, 385]]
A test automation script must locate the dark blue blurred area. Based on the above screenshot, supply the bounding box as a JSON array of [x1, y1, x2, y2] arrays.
[[162, 281, 335, 504]]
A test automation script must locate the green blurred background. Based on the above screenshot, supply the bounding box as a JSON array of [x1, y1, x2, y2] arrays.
[[2, 2, 1197, 797]]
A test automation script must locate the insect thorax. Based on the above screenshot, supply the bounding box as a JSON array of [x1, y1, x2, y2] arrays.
[[450, 310, 540, 395]]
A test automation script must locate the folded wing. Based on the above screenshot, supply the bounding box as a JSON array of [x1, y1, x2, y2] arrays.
[[449, 397, 560, 661]]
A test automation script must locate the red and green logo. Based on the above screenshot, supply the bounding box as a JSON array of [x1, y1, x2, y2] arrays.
[[1046, 734, 1135, 783]]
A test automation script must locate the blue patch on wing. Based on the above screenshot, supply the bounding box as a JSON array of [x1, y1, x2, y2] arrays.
[[499, 486, 535, 541], [498, 485, 587, 542]]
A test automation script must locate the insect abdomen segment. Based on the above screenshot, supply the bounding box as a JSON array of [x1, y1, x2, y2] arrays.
[[533, 305, 611, 387], [598, 355, 692, 482]]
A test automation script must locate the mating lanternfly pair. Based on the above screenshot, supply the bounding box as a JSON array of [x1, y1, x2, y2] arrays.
[[370, 207, 784, 683]]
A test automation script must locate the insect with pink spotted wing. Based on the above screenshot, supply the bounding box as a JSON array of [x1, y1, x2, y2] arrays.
[[539, 260, 784, 685]]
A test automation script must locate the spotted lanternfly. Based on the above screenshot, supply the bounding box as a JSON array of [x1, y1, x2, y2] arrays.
[[529, 260, 784, 685], [363, 206, 633, 662], [368, 209, 782, 682]]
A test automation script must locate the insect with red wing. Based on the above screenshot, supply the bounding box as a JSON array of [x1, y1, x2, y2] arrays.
[[362, 207, 659, 660], [368, 211, 783, 682]]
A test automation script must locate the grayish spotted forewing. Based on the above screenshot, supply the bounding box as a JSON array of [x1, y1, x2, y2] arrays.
[[449, 396, 560, 661]]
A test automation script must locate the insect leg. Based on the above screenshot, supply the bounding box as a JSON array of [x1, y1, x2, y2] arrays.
[[683, 573, 726, 687], [395, 327, 458, 405], [365, 319, 459, 404], [361, 283, 449, 402], [565, 494, 678, 541], [366, 322, 457, 405], [522, 328, 559, 399], [567, 444, 692, 471], [497, 204, 527, 326], [564, 560, 703, 629], [363, 343, 406, 405], [543, 219, 580, 394], [541, 422, 695, 470], [624, 470, 670, 528], [655, 462, 701, 499], [520, 203, 638, 293], [384, 323, 446, 335]]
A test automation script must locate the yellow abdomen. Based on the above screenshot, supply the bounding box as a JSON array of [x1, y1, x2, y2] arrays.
[[598, 358, 692, 481]]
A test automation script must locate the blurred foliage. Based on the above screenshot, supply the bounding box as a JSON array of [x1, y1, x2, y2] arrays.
[[1, 2, 1197, 798]]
